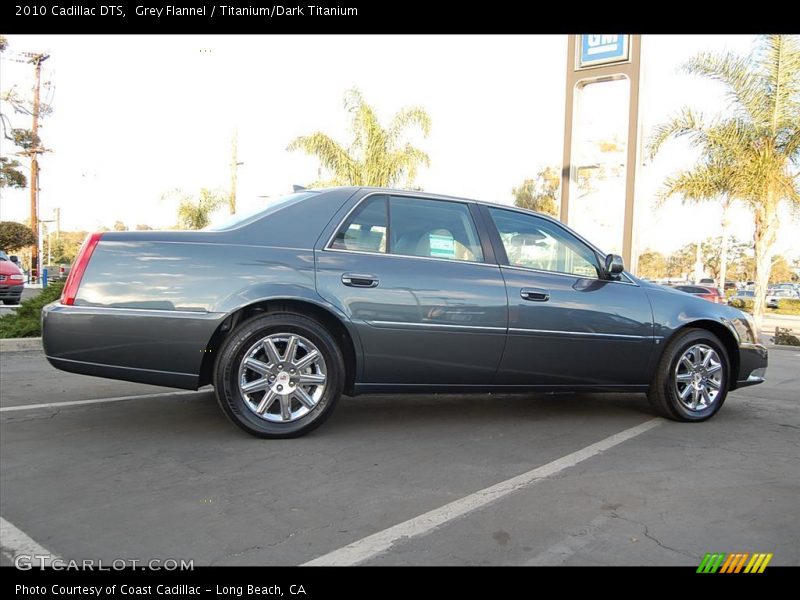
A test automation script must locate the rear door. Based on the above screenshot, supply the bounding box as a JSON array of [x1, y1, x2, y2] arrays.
[[316, 193, 508, 385], [481, 205, 655, 387]]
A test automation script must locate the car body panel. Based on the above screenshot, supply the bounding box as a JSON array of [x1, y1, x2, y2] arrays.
[[497, 267, 655, 386]]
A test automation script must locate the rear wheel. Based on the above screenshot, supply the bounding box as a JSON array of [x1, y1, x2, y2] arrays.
[[648, 328, 730, 422], [213, 313, 345, 438]]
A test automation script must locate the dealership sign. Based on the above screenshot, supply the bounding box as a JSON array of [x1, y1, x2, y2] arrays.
[[577, 35, 630, 69]]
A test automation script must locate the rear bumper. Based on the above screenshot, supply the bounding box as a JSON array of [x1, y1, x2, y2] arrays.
[[42, 302, 225, 389], [0, 284, 24, 299], [734, 343, 768, 389]]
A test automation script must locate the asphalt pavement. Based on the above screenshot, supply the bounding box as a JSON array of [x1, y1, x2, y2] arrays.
[[1, 345, 797, 566]]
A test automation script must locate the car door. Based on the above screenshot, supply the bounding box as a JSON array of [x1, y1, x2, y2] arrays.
[[480, 205, 655, 386], [316, 193, 508, 386]]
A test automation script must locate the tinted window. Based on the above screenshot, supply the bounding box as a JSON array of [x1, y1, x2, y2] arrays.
[[489, 208, 600, 278], [389, 196, 483, 262], [331, 196, 387, 253], [676, 286, 705, 294]]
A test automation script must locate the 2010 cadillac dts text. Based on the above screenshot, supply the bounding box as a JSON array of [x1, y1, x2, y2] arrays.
[[42, 188, 768, 438]]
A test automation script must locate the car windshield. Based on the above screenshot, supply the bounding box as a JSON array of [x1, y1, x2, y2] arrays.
[[206, 191, 318, 231]]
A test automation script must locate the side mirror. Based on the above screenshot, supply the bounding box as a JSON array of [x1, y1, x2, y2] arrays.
[[604, 254, 624, 278], [9, 255, 19, 264]]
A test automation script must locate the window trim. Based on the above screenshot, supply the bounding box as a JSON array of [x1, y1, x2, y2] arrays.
[[329, 194, 389, 254], [325, 191, 493, 267], [479, 204, 638, 286]]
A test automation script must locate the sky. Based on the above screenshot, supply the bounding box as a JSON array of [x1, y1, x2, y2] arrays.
[[0, 34, 798, 261]]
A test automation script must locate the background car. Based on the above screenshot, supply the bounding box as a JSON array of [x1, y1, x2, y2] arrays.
[[674, 284, 726, 304], [766, 288, 797, 309], [0, 250, 26, 305], [698, 278, 716, 285]]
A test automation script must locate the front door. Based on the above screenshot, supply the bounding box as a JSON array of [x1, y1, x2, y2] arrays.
[[316, 194, 508, 385], [482, 205, 655, 387]]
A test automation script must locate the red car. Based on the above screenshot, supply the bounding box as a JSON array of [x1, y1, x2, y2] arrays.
[[675, 284, 726, 304], [0, 251, 26, 305]]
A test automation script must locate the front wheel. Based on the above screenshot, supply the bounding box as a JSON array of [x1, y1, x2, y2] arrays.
[[648, 328, 730, 422], [213, 313, 345, 438]]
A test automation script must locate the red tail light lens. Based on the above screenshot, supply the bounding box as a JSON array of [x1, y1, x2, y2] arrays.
[[61, 232, 103, 305]]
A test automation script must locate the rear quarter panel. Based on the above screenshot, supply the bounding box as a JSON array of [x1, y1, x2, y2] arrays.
[[42, 189, 356, 388]]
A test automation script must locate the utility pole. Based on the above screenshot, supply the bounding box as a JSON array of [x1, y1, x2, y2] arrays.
[[229, 129, 243, 215], [54, 207, 61, 240], [28, 52, 49, 282]]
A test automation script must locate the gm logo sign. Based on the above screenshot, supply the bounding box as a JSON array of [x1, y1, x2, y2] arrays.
[[697, 552, 773, 574], [578, 35, 630, 69]]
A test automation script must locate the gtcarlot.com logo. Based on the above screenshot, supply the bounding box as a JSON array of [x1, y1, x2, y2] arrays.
[[697, 552, 773, 574]]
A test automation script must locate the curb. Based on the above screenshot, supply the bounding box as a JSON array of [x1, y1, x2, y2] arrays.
[[0, 337, 43, 352]]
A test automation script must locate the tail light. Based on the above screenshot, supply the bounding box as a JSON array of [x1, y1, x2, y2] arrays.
[[61, 232, 103, 305]]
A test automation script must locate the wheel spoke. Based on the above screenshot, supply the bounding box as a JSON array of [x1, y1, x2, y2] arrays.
[[294, 350, 320, 371], [262, 339, 281, 366], [702, 349, 712, 367], [676, 373, 693, 382], [691, 346, 701, 365], [294, 387, 316, 409], [298, 372, 326, 385], [690, 387, 699, 409], [679, 385, 692, 401], [680, 356, 693, 371], [280, 395, 291, 421], [243, 357, 270, 376], [241, 378, 270, 394], [283, 335, 298, 363], [701, 387, 711, 407], [256, 390, 278, 414], [706, 363, 722, 374], [706, 378, 721, 390]]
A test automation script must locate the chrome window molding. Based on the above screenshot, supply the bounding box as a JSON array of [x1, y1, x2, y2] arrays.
[[508, 327, 658, 340], [500, 263, 639, 286]]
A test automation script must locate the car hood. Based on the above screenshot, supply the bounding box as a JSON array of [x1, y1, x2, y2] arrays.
[[0, 261, 23, 276]]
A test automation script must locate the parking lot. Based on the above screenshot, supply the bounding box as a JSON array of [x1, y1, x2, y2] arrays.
[[1, 345, 798, 566]]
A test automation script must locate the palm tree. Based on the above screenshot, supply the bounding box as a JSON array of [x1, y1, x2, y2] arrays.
[[287, 88, 431, 189], [648, 35, 800, 328], [163, 188, 226, 230]]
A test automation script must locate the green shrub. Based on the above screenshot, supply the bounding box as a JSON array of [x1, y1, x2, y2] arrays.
[[728, 298, 755, 311], [0, 281, 64, 338], [772, 327, 800, 346], [774, 298, 800, 315]]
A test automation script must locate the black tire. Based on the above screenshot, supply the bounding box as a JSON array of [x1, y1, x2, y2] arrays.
[[648, 328, 730, 422], [213, 313, 345, 438]]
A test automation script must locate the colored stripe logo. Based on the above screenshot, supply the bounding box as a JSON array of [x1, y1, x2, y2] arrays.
[[697, 552, 773, 573]]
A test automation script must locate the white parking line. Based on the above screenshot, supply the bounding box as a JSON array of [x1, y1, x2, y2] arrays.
[[0, 389, 207, 413], [525, 514, 611, 565], [0, 517, 61, 567], [302, 418, 662, 566]]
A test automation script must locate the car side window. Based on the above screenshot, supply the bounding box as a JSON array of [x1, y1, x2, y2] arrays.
[[331, 196, 388, 253], [488, 207, 600, 278], [389, 196, 484, 262]]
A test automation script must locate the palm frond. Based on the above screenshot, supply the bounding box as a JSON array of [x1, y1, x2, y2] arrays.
[[646, 107, 705, 159], [287, 133, 360, 184]]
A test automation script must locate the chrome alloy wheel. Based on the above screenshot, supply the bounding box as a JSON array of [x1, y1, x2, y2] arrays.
[[237, 333, 327, 423], [674, 343, 724, 412]]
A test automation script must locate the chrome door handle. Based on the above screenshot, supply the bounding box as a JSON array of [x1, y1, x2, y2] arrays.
[[520, 288, 549, 302], [342, 273, 379, 288]]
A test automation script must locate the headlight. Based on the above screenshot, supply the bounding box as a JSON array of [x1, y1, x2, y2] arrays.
[[9, 274, 24, 281]]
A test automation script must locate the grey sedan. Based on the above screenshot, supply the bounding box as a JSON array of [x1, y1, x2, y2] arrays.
[[42, 187, 767, 438]]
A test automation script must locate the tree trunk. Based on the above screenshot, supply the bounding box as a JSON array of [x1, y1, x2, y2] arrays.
[[719, 198, 731, 291], [752, 200, 779, 333]]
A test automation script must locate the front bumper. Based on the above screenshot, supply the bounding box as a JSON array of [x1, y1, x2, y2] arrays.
[[0, 284, 24, 299], [734, 343, 768, 388]]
